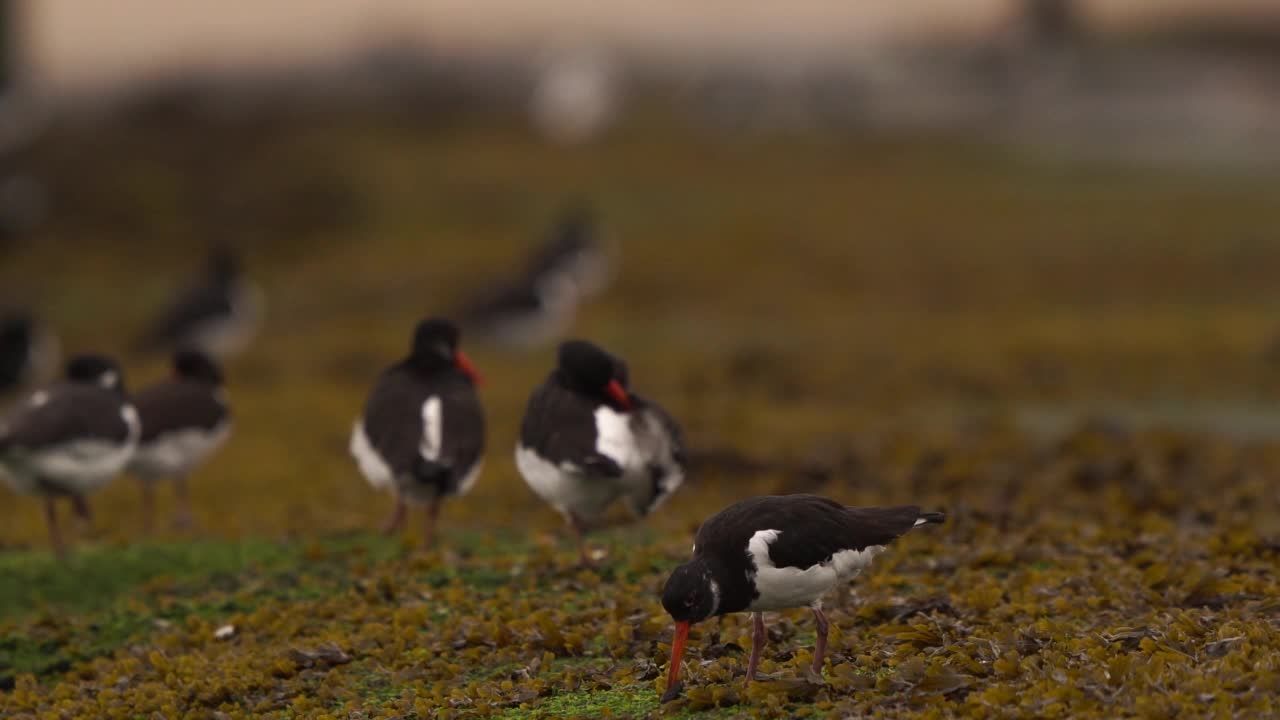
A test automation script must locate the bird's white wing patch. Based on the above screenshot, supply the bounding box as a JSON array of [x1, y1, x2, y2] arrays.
[[350, 419, 394, 491], [419, 396, 442, 462], [28, 391, 48, 408], [592, 405, 635, 467], [745, 529, 885, 612], [913, 517, 929, 527]]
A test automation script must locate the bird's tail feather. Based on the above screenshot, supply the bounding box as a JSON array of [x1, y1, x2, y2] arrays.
[[915, 511, 945, 526]]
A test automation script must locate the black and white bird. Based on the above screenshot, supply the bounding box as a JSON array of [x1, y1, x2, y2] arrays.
[[0, 354, 140, 558], [350, 318, 485, 547], [0, 310, 59, 395], [517, 340, 686, 564], [459, 206, 611, 350], [128, 350, 231, 532], [137, 246, 263, 359], [522, 206, 613, 300], [459, 274, 578, 351], [660, 494, 944, 700]]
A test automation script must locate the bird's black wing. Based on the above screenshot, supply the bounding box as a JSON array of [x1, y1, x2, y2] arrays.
[[632, 394, 687, 469], [359, 366, 431, 476], [519, 378, 620, 477], [132, 381, 229, 442], [695, 495, 925, 572], [0, 385, 131, 449], [139, 283, 231, 348], [435, 373, 486, 493]]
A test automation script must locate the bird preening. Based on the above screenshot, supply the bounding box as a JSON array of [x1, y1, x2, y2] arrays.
[[660, 495, 945, 701], [516, 339, 686, 564]]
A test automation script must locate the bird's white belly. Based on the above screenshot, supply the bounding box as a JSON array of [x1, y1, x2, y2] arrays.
[[746, 529, 885, 611], [130, 422, 231, 480], [21, 438, 136, 494], [516, 444, 620, 521]]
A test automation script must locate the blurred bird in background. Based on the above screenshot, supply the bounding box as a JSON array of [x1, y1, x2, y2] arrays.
[[135, 245, 264, 360], [0, 354, 139, 558], [461, 204, 613, 350], [128, 350, 232, 533]]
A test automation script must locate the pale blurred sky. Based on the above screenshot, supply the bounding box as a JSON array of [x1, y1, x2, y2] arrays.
[[13, 0, 1279, 93]]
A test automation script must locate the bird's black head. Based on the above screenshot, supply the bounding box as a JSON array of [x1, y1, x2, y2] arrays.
[[661, 559, 720, 624], [556, 340, 631, 410], [173, 350, 224, 385], [410, 317, 481, 384], [65, 354, 126, 393], [660, 558, 720, 700]]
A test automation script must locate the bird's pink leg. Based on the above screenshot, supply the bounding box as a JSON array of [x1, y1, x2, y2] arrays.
[[567, 510, 592, 566], [382, 495, 407, 535], [172, 475, 193, 530], [745, 612, 765, 684], [69, 494, 93, 536], [811, 605, 829, 675], [45, 497, 66, 561], [421, 496, 440, 549]]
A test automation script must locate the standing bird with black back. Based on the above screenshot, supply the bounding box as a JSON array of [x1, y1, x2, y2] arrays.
[[137, 246, 263, 359], [517, 340, 686, 564], [350, 318, 485, 547], [522, 205, 613, 300], [660, 494, 944, 700], [0, 355, 140, 557], [458, 273, 578, 351], [128, 350, 231, 532]]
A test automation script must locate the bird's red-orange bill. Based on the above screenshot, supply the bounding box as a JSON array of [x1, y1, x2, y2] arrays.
[[661, 620, 690, 702]]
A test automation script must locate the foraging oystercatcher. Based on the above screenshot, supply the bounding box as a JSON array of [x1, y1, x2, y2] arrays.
[[517, 340, 686, 563], [523, 206, 613, 300], [660, 494, 944, 699], [0, 310, 59, 394], [128, 350, 231, 531], [0, 354, 140, 557], [350, 318, 485, 546], [137, 246, 263, 359]]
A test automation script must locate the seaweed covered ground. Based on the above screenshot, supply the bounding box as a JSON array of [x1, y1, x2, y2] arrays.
[[2, 110, 1280, 718]]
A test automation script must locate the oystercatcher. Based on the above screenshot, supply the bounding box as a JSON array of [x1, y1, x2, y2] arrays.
[[516, 340, 686, 563], [0, 310, 59, 394], [0, 354, 140, 557], [660, 494, 944, 699], [137, 246, 263, 359], [350, 318, 485, 546], [128, 350, 231, 531], [459, 274, 578, 350], [523, 206, 612, 300]]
